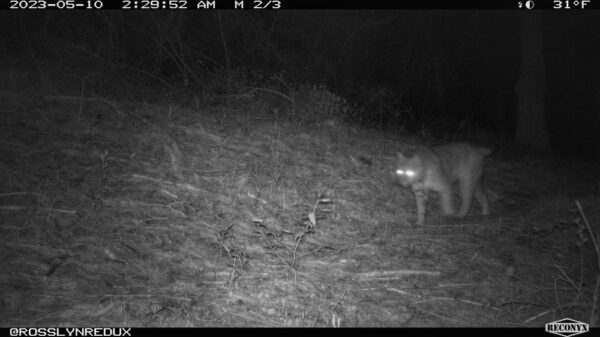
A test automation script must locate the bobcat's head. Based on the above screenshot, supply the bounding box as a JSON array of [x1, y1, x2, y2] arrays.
[[395, 152, 423, 187]]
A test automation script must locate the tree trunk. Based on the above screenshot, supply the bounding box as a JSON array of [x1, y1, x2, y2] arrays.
[[424, 16, 446, 120], [515, 12, 550, 152]]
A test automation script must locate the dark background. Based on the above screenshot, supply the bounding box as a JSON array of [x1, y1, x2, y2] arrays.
[[1, 10, 599, 157]]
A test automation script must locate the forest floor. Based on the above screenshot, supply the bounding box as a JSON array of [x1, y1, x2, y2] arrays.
[[1, 90, 598, 327]]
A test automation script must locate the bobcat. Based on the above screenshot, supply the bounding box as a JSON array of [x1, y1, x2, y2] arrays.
[[395, 142, 492, 226]]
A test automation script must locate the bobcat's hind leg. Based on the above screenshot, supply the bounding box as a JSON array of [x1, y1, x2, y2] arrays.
[[474, 183, 490, 215], [457, 179, 476, 218], [438, 184, 456, 217]]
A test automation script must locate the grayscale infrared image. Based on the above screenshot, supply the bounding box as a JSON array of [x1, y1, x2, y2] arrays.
[[0, 1, 599, 329]]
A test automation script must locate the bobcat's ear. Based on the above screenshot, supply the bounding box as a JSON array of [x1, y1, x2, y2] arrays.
[[397, 152, 406, 161]]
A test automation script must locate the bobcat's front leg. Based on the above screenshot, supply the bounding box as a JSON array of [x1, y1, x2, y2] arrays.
[[413, 186, 428, 226]]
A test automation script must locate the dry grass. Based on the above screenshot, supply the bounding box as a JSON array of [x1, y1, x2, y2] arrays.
[[0, 90, 598, 327]]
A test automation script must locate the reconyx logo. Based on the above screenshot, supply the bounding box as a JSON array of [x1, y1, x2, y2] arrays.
[[545, 318, 589, 337]]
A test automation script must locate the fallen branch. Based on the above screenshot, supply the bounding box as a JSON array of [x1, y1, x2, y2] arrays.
[[357, 269, 440, 280]]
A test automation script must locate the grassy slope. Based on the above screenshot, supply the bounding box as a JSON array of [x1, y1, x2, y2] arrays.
[[0, 91, 598, 326]]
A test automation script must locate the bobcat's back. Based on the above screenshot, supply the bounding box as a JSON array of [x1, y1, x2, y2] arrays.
[[429, 142, 491, 184]]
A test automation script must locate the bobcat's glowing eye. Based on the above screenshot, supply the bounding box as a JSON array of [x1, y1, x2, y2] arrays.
[[396, 169, 415, 177]]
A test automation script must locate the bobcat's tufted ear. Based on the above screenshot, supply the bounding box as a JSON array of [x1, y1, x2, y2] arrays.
[[397, 152, 406, 161]]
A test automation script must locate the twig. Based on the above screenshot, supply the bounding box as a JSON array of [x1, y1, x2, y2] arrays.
[[223, 87, 296, 106], [0, 206, 77, 215], [386, 287, 419, 297], [575, 200, 600, 325], [291, 228, 307, 271], [576, 201, 600, 269], [262, 235, 298, 283], [358, 269, 440, 279], [554, 265, 590, 304], [247, 193, 268, 204], [415, 296, 513, 316], [524, 309, 551, 323], [525, 302, 590, 323], [227, 256, 239, 295], [420, 309, 468, 325], [438, 283, 481, 288], [130, 174, 200, 192]]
